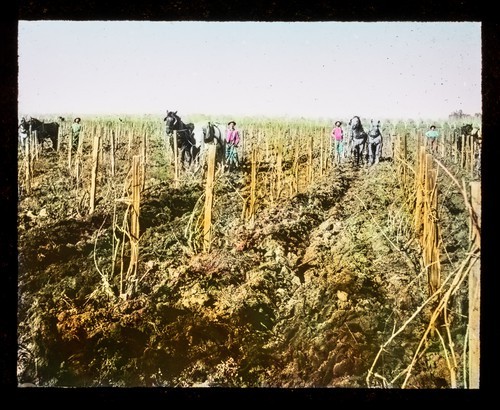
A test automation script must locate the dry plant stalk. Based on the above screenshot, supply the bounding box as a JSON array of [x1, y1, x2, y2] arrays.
[[243, 147, 257, 227], [184, 192, 206, 254], [294, 138, 299, 194], [366, 251, 475, 389], [141, 134, 147, 191], [319, 132, 324, 175], [67, 130, 73, 170], [413, 146, 426, 232], [422, 158, 440, 296], [173, 130, 179, 188], [203, 145, 216, 252], [32, 130, 39, 160], [89, 133, 100, 214], [110, 130, 116, 177], [307, 135, 313, 185], [92, 217, 115, 300], [400, 252, 474, 388], [123, 155, 141, 299], [276, 141, 283, 200], [24, 135, 31, 195], [367, 150, 480, 389]]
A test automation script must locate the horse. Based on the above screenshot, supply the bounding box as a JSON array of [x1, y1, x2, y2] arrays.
[[454, 124, 481, 167], [19, 117, 60, 150], [366, 119, 383, 166], [163, 110, 197, 168], [455, 124, 480, 151], [192, 121, 226, 169], [348, 116, 367, 167]]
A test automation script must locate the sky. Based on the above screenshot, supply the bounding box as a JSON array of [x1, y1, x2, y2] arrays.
[[18, 21, 482, 121]]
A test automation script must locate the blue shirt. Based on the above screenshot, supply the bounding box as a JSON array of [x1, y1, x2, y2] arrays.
[[425, 129, 439, 139]]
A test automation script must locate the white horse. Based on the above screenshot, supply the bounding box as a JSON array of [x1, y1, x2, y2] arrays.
[[192, 121, 226, 169], [366, 120, 383, 165]]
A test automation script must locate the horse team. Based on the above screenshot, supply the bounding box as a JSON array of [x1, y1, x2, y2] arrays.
[[346, 116, 384, 167], [163, 110, 386, 171], [163, 110, 227, 170], [18, 117, 60, 150]]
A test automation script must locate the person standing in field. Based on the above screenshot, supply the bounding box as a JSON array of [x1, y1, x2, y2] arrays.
[[71, 117, 82, 152], [225, 121, 240, 171], [330, 121, 344, 165], [425, 125, 439, 154]]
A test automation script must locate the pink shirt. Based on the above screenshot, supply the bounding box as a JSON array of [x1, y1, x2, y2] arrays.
[[331, 127, 343, 141], [226, 130, 240, 145]]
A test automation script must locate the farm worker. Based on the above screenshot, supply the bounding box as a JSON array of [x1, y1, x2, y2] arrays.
[[71, 117, 82, 152], [225, 121, 240, 171], [425, 125, 439, 154], [330, 121, 344, 165]]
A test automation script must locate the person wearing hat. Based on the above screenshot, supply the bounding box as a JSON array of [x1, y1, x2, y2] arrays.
[[330, 120, 344, 165], [225, 121, 240, 171], [425, 125, 439, 154], [71, 117, 82, 152]]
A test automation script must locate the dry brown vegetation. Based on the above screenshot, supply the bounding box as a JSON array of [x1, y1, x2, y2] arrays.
[[17, 116, 480, 389]]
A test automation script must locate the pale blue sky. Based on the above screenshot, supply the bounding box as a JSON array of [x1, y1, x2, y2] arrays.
[[18, 21, 481, 120]]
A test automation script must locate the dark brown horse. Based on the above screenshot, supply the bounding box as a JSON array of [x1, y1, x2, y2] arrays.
[[19, 117, 60, 150], [454, 123, 481, 168], [455, 124, 480, 151], [163, 110, 197, 167], [348, 116, 367, 167]]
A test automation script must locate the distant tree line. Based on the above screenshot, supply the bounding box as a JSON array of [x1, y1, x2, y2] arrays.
[[448, 109, 482, 121]]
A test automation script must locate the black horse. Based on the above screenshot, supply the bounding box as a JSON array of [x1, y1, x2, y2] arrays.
[[454, 123, 481, 169], [455, 124, 480, 152], [348, 116, 367, 167], [19, 117, 60, 150], [163, 110, 197, 167], [366, 119, 383, 166]]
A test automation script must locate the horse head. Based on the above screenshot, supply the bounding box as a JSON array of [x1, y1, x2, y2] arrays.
[[163, 110, 180, 134], [349, 116, 366, 139], [460, 124, 473, 136], [366, 120, 383, 165], [349, 116, 363, 131], [28, 117, 43, 128], [368, 120, 381, 138]]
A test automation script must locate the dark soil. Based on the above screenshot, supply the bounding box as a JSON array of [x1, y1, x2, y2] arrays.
[[16, 143, 475, 389]]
